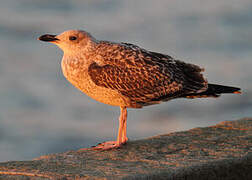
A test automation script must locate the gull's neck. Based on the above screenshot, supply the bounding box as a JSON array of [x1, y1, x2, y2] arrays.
[[62, 39, 100, 68]]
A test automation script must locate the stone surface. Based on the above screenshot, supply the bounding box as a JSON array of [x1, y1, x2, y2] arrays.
[[0, 118, 252, 180]]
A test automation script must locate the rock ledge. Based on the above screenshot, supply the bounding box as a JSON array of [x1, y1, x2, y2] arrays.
[[0, 118, 252, 180]]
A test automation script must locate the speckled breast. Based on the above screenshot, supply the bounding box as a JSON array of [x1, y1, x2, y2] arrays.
[[61, 57, 129, 107]]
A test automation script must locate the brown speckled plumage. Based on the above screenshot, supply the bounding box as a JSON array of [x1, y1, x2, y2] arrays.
[[88, 41, 207, 108], [39, 30, 241, 149]]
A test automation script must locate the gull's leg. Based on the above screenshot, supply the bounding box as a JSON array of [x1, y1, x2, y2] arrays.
[[90, 106, 127, 150], [121, 108, 128, 144], [116, 106, 124, 145]]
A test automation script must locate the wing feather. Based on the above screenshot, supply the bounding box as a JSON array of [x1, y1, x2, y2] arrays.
[[88, 42, 207, 106]]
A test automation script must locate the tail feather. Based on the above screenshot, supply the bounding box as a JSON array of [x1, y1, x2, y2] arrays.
[[185, 84, 241, 99]]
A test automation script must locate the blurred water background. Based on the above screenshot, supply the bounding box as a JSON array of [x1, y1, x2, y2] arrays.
[[0, 0, 251, 162]]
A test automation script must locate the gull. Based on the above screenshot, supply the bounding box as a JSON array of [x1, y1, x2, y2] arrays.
[[38, 30, 241, 150]]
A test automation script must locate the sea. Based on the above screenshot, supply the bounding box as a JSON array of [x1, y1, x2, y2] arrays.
[[0, 0, 251, 162]]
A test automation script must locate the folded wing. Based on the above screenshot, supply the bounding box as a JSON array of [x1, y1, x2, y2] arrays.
[[88, 42, 208, 107]]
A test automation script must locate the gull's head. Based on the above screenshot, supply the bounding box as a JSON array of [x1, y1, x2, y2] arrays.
[[38, 30, 96, 53]]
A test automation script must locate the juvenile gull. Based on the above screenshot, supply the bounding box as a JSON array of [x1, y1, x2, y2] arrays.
[[38, 30, 241, 150]]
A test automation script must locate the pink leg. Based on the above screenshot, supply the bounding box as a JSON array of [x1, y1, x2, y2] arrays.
[[121, 108, 128, 144], [91, 107, 128, 150]]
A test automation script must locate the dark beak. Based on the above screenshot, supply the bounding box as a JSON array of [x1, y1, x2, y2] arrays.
[[38, 34, 59, 42]]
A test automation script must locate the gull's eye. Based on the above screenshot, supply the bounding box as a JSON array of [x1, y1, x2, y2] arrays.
[[69, 36, 77, 41]]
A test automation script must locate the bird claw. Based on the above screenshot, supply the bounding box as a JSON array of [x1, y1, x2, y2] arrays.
[[91, 141, 125, 150], [78, 139, 128, 151]]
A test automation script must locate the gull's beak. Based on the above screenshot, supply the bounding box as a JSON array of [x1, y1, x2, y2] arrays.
[[38, 34, 59, 42]]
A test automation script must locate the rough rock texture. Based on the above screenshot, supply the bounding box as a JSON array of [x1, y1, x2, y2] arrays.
[[0, 118, 251, 180]]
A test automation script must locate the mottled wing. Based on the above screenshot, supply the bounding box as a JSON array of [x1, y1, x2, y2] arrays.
[[89, 42, 207, 107]]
